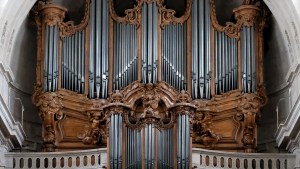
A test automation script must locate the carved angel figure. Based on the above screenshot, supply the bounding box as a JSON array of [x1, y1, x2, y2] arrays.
[[193, 112, 222, 146]]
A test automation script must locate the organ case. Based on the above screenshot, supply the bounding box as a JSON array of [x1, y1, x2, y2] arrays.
[[32, 0, 267, 168]]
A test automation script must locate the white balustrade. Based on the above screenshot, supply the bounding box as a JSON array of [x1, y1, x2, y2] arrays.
[[4, 148, 107, 169], [3, 147, 297, 169], [192, 148, 296, 169]]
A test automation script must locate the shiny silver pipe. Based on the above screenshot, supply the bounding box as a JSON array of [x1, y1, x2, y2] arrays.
[[72, 35, 75, 91], [118, 114, 123, 169], [62, 39, 65, 89], [183, 23, 187, 90], [242, 27, 247, 93], [199, 0, 204, 98], [110, 115, 114, 167], [230, 38, 234, 90], [114, 23, 118, 90], [74, 33, 78, 92], [182, 115, 186, 168], [186, 115, 190, 168], [166, 26, 170, 84], [218, 32, 222, 93], [89, 0, 95, 98], [44, 26, 49, 91], [52, 25, 58, 92], [234, 39, 237, 89], [205, 0, 211, 99], [102, 0, 108, 98], [66, 37, 69, 89], [250, 27, 255, 92], [120, 24, 127, 88], [81, 31, 85, 94], [153, 4, 158, 83], [148, 3, 153, 83], [48, 26, 54, 91], [224, 35, 228, 92], [78, 32, 82, 92], [192, 0, 197, 98], [214, 31, 218, 94], [116, 23, 120, 90], [221, 33, 225, 92], [179, 25, 182, 90], [247, 27, 251, 93], [95, 0, 101, 98], [177, 115, 181, 167], [114, 115, 118, 168], [142, 4, 147, 84]]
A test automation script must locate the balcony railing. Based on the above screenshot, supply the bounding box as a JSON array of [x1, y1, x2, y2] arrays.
[[3, 148, 297, 169], [4, 148, 107, 169], [192, 148, 296, 169]]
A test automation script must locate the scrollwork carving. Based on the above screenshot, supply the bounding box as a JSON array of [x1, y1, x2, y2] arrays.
[[59, 0, 90, 37], [109, 0, 142, 26], [159, 0, 192, 28]]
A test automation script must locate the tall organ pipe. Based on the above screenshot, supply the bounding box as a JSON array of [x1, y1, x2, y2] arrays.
[[43, 25, 59, 92], [113, 23, 138, 91], [241, 26, 255, 93], [162, 23, 187, 92], [88, 0, 109, 99], [61, 30, 85, 93], [109, 114, 123, 169], [191, 0, 211, 99]]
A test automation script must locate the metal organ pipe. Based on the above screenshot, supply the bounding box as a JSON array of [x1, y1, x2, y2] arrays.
[[88, 0, 109, 99], [191, 0, 211, 99], [162, 23, 187, 92], [61, 30, 85, 93], [113, 23, 138, 91], [43, 25, 59, 92], [213, 31, 239, 94]]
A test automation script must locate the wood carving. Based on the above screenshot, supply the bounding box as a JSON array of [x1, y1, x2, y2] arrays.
[[59, 0, 90, 38], [32, 86, 63, 151], [192, 111, 222, 147], [158, 0, 192, 28], [109, 0, 142, 26]]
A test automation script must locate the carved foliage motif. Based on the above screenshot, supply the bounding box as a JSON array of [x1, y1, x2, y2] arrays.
[[59, 0, 90, 37], [109, 0, 142, 26], [32, 85, 62, 151], [210, 0, 265, 39], [158, 0, 192, 28], [104, 82, 195, 131]]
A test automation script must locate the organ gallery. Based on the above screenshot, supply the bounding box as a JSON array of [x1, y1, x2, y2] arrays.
[[32, 0, 268, 168]]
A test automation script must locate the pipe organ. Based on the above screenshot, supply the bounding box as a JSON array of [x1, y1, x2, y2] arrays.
[[32, 0, 267, 168]]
